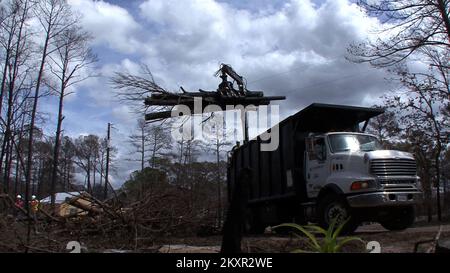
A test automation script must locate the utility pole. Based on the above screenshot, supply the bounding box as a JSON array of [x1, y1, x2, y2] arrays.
[[104, 123, 111, 200], [216, 127, 222, 228]]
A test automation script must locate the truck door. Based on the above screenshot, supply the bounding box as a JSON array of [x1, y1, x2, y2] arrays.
[[305, 136, 328, 198]]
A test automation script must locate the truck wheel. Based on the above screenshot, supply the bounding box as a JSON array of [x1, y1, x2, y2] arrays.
[[317, 194, 359, 235], [380, 206, 415, 231]]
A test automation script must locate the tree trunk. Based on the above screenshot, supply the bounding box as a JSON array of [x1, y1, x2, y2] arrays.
[[104, 123, 110, 200], [14, 112, 26, 197], [425, 177, 433, 222], [99, 153, 104, 187], [24, 13, 52, 251], [2, 137, 11, 193], [141, 127, 145, 171], [0, 12, 15, 119], [4, 139, 14, 193], [50, 76, 66, 212], [66, 157, 71, 191], [93, 155, 96, 190], [87, 156, 91, 193], [435, 152, 442, 221], [14, 148, 21, 197]]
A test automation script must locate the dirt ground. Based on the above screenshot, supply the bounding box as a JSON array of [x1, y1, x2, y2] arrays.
[[152, 220, 450, 253], [1, 215, 449, 253]]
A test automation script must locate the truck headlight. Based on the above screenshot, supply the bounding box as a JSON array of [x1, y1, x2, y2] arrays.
[[351, 181, 370, 191]]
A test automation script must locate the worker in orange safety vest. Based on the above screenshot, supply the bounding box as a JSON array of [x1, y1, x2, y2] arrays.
[[30, 195, 39, 214], [30, 195, 40, 234]]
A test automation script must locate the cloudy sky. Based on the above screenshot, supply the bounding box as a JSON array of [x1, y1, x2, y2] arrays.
[[40, 0, 395, 187]]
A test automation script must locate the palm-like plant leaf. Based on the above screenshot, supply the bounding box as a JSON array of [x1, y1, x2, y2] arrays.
[[291, 230, 321, 252], [273, 223, 321, 251], [272, 217, 365, 253], [332, 218, 349, 240], [303, 225, 327, 235]]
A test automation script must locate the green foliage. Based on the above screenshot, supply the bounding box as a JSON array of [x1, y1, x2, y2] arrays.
[[122, 167, 169, 202], [273, 218, 364, 253]]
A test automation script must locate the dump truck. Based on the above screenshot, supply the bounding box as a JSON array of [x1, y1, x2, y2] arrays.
[[227, 103, 422, 233]]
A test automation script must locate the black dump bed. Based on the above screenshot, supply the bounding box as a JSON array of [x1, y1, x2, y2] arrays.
[[227, 103, 383, 204], [289, 103, 383, 132]]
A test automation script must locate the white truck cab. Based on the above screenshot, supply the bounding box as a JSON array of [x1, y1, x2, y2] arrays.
[[305, 132, 422, 231]]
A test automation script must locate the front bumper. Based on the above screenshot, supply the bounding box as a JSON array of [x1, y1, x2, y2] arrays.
[[346, 190, 423, 208]]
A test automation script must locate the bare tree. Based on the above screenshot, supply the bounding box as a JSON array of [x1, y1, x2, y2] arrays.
[[74, 134, 99, 194], [366, 106, 401, 146], [202, 113, 232, 227], [386, 62, 449, 220], [402, 129, 436, 221], [128, 119, 150, 172], [129, 118, 172, 168], [349, 0, 450, 67], [47, 26, 96, 211], [147, 122, 172, 169], [98, 137, 107, 188]]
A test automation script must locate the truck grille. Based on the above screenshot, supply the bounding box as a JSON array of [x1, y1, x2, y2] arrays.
[[378, 179, 416, 184], [370, 159, 417, 177]]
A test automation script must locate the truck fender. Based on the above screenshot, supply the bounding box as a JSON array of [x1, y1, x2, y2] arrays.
[[317, 184, 344, 202]]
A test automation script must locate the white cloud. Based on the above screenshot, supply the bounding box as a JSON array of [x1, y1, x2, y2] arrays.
[[111, 104, 135, 124], [68, 0, 142, 53]]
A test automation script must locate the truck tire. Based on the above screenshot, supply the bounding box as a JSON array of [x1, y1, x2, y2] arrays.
[[317, 194, 359, 235], [379, 206, 415, 231]]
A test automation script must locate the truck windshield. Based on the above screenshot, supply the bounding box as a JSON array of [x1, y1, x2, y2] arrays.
[[328, 134, 381, 153]]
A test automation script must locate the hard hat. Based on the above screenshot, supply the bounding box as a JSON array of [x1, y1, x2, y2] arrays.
[[31, 195, 36, 199], [17, 195, 22, 199]]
